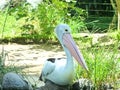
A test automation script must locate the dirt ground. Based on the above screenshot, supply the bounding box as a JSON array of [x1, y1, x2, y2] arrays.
[[0, 43, 66, 87]]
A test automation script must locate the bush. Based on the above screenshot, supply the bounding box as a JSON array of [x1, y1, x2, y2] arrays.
[[34, 1, 67, 42], [5, 0, 87, 43], [34, 0, 87, 42]]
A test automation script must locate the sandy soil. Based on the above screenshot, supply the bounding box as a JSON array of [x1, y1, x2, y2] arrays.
[[0, 43, 66, 87]]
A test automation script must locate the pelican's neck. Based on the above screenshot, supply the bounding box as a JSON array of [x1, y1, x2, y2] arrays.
[[63, 46, 74, 68]]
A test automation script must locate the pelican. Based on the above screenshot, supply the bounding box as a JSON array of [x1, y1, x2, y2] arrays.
[[39, 24, 88, 86]]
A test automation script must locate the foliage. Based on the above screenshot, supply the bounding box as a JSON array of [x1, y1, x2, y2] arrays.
[[75, 43, 120, 89], [108, 31, 120, 42], [0, 13, 19, 38], [0, 0, 86, 43], [117, 31, 120, 41], [32, 0, 86, 42], [34, 1, 68, 42], [66, 13, 87, 33], [86, 16, 114, 33]]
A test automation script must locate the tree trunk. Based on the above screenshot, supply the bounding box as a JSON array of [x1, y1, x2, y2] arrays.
[[116, 0, 120, 30], [109, 0, 117, 30], [118, 12, 120, 30]]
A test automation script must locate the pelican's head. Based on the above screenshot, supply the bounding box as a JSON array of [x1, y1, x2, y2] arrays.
[[54, 24, 71, 43], [54, 24, 88, 71]]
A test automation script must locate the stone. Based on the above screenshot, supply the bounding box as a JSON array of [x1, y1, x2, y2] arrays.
[[72, 78, 94, 90], [2, 72, 33, 90], [39, 80, 70, 90]]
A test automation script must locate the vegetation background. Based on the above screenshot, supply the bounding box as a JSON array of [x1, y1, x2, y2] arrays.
[[0, 0, 120, 90]]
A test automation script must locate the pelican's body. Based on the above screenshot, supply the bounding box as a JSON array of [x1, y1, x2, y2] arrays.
[[40, 58, 74, 85], [40, 24, 88, 85]]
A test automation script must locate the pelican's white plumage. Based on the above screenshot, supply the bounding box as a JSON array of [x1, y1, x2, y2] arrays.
[[40, 24, 88, 85]]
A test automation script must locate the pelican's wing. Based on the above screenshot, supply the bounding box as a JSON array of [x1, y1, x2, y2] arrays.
[[39, 60, 55, 82]]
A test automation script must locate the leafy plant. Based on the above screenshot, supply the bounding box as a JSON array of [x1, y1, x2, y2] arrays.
[[75, 44, 119, 89], [34, 0, 87, 42], [33, 0, 68, 42], [66, 4, 87, 33], [116, 31, 120, 42], [0, 0, 87, 43]]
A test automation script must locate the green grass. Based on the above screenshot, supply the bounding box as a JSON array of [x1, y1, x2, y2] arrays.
[[86, 16, 115, 32], [73, 32, 120, 89], [75, 40, 120, 89], [0, 13, 22, 38]]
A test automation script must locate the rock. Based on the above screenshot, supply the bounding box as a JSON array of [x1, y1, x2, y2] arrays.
[[0, 84, 2, 90], [99, 83, 114, 90], [2, 72, 33, 90], [72, 78, 94, 90], [39, 80, 70, 90]]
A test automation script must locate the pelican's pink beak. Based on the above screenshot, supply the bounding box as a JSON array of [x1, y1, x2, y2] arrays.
[[63, 33, 88, 71]]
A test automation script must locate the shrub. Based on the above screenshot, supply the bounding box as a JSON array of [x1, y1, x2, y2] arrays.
[[6, 0, 87, 43], [35, 0, 87, 42]]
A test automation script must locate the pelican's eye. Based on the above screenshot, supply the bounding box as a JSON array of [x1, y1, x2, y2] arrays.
[[65, 29, 68, 32]]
